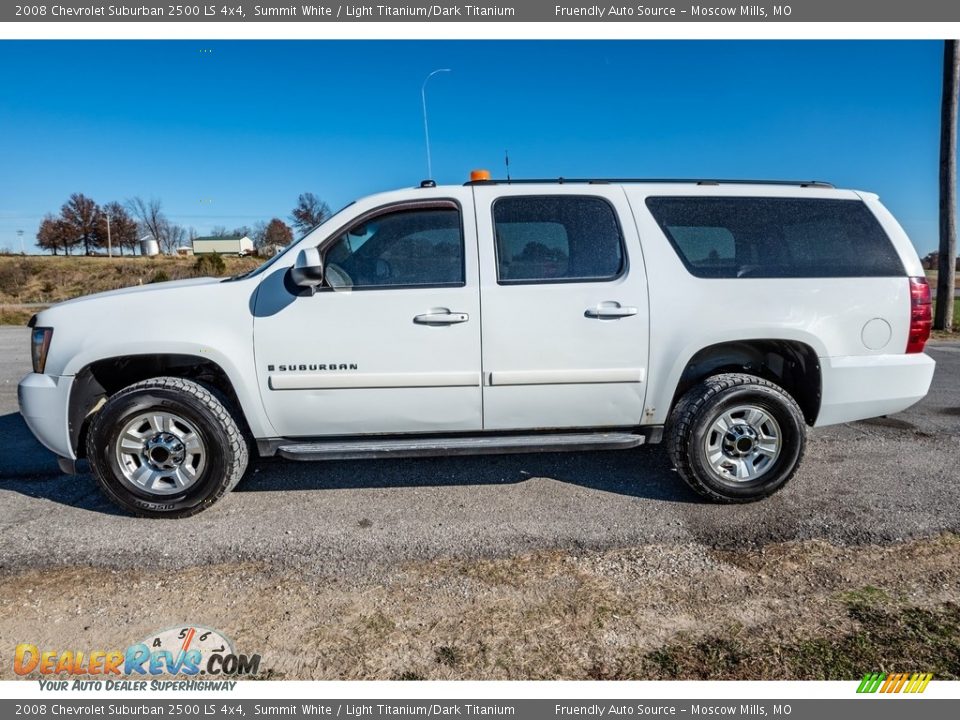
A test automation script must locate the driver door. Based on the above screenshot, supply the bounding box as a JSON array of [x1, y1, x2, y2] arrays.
[[252, 190, 482, 438]]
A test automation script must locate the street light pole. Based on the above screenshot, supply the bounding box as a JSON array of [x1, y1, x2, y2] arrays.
[[104, 211, 112, 257], [16, 230, 23, 255], [421, 68, 451, 181]]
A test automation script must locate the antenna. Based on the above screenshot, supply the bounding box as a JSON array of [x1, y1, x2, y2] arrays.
[[505, 150, 511, 182], [421, 68, 451, 181]]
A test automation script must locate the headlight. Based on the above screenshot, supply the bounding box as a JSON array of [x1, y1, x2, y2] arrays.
[[31, 327, 53, 374]]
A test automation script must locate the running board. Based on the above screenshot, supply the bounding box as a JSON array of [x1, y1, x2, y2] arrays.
[[275, 432, 645, 462]]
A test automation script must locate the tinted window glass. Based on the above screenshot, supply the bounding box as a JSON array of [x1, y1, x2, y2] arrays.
[[645, 197, 904, 279], [494, 196, 624, 283], [324, 207, 463, 288]]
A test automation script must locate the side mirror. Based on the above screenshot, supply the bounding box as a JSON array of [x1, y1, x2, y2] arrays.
[[289, 247, 324, 293]]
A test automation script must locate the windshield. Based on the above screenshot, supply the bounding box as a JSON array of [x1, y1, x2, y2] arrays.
[[224, 201, 357, 281]]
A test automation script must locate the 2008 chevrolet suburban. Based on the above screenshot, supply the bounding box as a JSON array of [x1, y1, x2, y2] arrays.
[[18, 175, 936, 517]]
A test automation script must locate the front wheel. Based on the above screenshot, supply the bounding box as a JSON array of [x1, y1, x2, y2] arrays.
[[667, 373, 806, 503], [86, 377, 248, 518]]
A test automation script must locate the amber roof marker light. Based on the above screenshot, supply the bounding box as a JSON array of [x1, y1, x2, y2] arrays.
[[470, 169, 492, 182], [421, 68, 452, 183]]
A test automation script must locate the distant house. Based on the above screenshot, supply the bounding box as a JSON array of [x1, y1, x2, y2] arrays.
[[192, 235, 254, 256], [258, 243, 284, 258]]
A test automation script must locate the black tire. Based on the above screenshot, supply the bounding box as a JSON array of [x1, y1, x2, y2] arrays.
[[666, 373, 805, 503], [86, 377, 248, 518]]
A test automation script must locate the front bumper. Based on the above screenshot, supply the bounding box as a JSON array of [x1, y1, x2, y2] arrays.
[[17, 373, 75, 460], [815, 352, 936, 427]]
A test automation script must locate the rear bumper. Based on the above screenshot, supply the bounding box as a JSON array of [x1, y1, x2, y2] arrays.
[[17, 373, 75, 460], [815, 353, 936, 427]]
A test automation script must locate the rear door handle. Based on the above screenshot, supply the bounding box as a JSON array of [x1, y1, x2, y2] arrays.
[[414, 308, 469, 325], [585, 302, 638, 319]]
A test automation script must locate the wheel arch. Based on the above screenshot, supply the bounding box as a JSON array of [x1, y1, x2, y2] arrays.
[[69, 353, 259, 458], [668, 339, 822, 425]]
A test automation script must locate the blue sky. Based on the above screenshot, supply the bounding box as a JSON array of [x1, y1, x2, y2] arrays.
[[0, 40, 951, 254]]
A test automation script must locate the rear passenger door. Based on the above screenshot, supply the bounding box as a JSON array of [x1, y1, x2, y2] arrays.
[[473, 185, 650, 430]]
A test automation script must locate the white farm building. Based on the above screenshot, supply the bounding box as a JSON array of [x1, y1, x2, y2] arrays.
[[192, 235, 254, 256]]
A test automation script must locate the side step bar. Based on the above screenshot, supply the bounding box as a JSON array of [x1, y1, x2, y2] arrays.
[[275, 432, 645, 462]]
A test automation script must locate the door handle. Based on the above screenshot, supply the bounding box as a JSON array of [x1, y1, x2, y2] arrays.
[[414, 308, 469, 325], [585, 302, 639, 319]]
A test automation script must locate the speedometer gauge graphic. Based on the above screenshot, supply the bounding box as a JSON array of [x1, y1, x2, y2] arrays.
[[141, 625, 234, 660]]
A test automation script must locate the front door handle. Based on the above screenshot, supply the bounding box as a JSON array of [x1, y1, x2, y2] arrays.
[[414, 308, 469, 325], [585, 302, 639, 319]]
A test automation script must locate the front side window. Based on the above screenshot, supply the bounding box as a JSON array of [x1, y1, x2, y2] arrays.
[[493, 196, 625, 283], [322, 205, 464, 289]]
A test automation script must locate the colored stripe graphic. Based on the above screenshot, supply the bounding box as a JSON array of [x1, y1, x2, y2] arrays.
[[858, 672, 885, 693], [880, 673, 897, 693], [892, 673, 909, 693], [857, 672, 932, 693], [906, 673, 934, 693]]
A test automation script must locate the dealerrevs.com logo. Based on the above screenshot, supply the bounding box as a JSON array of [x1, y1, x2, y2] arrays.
[[14, 625, 262, 687]]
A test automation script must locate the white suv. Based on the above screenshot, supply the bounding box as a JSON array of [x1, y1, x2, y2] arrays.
[[18, 175, 936, 517]]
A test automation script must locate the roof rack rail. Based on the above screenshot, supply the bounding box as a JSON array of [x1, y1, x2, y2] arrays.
[[463, 177, 835, 189]]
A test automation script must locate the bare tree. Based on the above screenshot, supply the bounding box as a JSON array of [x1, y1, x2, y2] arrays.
[[290, 192, 332, 235], [100, 202, 139, 256], [209, 225, 251, 239], [126, 197, 186, 254], [251, 220, 268, 248], [165, 224, 187, 254], [61, 193, 103, 256], [263, 218, 294, 248], [127, 197, 169, 252], [936, 40, 959, 332], [36, 214, 73, 255]]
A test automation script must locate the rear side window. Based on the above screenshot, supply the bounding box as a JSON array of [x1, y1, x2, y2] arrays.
[[645, 197, 905, 278], [493, 196, 624, 283]]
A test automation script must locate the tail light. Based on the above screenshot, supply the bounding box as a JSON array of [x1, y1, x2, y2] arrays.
[[906, 277, 932, 354]]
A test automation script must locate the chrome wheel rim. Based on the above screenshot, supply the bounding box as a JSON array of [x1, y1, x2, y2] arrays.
[[703, 404, 781, 482], [115, 412, 206, 495]]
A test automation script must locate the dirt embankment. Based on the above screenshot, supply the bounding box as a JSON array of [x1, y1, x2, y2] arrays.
[[0, 255, 262, 305], [2, 535, 958, 681], [0, 255, 264, 324]]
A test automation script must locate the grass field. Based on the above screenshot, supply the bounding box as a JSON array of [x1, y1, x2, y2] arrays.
[[0, 306, 35, 326], [925, 270, 960, 336]]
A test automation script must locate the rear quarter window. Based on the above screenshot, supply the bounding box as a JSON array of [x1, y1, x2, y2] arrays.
[[645, 197, 905, 278]]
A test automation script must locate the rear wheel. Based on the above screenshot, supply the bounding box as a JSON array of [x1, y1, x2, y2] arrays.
[[86, 377, 248, 518], [667, 373, 805, 503]]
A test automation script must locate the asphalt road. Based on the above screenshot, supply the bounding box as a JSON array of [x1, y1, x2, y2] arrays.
[[1, 326, 959, 578]]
